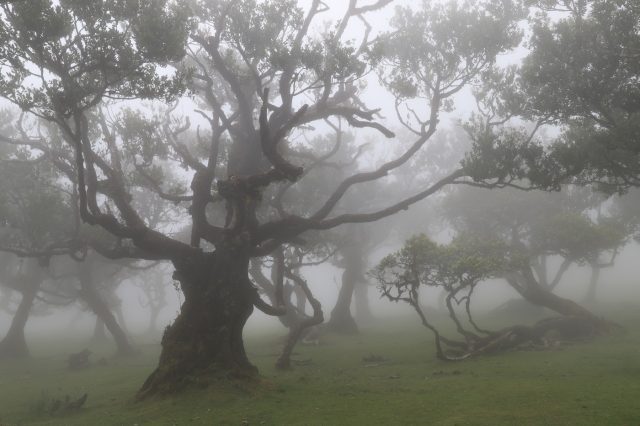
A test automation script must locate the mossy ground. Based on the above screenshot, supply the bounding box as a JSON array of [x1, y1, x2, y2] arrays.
[[1, 307, 639, 426]]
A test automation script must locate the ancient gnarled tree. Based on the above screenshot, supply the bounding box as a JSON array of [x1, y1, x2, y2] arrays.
[[0, 0, 522, 396]]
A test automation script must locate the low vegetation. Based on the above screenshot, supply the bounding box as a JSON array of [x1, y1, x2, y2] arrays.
[[1, 307, 639, 426]]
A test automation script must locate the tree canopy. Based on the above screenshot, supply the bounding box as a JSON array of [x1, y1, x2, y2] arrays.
[[463, 0, 640, 191]]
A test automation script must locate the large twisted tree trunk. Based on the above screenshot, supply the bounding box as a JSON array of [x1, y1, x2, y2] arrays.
[[0, 277, 40, 359], [138, 249, 258, 399]]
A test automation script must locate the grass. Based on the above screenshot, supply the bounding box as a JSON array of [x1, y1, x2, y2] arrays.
[[1, 308, 640, 426]]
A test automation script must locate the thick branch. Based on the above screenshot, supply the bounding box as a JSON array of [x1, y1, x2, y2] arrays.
[[256, 169, 464, 244]]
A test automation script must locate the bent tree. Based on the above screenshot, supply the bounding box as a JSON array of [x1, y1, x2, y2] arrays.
[[374, 234, 516, 360], [449, 187, 628, 319], [0, 0, 522, 396], [373, 229, 621, 361]]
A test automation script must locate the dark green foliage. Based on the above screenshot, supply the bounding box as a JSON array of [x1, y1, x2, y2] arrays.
[[373, 0, 524, 102], [463, 0, 640, 191], [443, 186, 629, 265], [0, 0, 189, 118], [373, 233, 510, 300], [0, 124, 74, 252]]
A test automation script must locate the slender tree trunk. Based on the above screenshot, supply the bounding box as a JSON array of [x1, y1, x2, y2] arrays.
[[78, 265, 134, 357], [327, 245, 362, 334], [249, 260, 301, 330], [0, 277, 39, 359], [445, 292, 476, 340], [327, 271, 358, 333], [138, 250, 258, 399], [276, 272, 323, 370], [293, 284, 307, 315]]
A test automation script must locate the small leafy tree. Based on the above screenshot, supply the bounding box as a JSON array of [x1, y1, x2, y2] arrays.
[[373, 228, 620, 361], [373, 234, 522, 360]]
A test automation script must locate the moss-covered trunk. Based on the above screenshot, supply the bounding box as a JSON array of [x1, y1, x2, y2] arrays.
[[138, 249, 257, 398]]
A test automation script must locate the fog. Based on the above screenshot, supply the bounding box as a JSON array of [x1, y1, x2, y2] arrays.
[[0, 0, 638, 424], [4, 212, 638, 341]]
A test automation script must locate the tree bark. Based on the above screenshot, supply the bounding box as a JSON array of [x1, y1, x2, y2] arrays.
[[0, 276, 40, 359], [138, 250, 258, 398], [327, 245, 362, 334], [276, 272, 323, 370]]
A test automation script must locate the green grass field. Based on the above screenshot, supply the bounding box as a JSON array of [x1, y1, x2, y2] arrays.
[[1, 308, 639, 426]]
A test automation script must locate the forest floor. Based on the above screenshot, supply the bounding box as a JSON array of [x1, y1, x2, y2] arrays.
[[0, 305, 639, 426]]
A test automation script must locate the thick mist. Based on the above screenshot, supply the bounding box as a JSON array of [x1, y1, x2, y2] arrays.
[[0, 0, 638, 424]]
